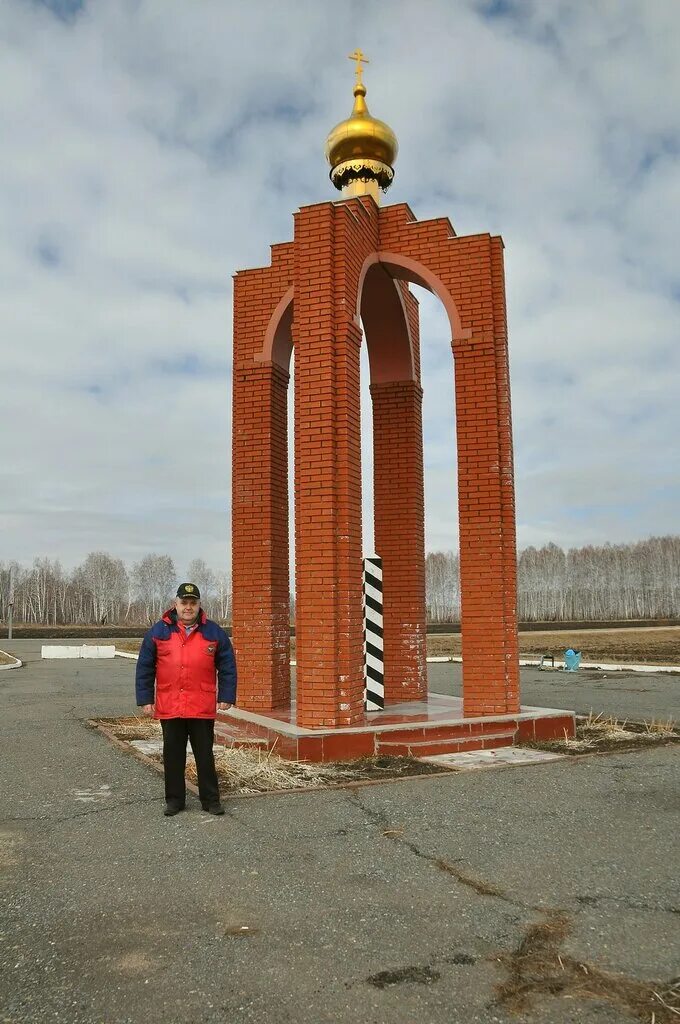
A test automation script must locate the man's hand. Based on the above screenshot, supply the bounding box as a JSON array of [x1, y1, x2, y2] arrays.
[[140, 704, 155, 717], [217, 702, 233, 712]]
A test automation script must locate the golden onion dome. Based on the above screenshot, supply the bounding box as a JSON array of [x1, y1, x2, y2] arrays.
[[325, 50, 398, 199]]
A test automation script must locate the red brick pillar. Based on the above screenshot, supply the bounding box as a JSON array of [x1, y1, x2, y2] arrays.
[[293, 203, 366, 727], [454, 332, 520, 715], [491, 241, 521, 710], [371, 380, 427, 702], [231, 360, 291, 710]]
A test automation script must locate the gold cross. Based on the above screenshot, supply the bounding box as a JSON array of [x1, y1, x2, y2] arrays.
[[348, 48, 369, 86]]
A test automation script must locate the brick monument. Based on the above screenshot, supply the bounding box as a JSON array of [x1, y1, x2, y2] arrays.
[[227, 53, 573, 758]]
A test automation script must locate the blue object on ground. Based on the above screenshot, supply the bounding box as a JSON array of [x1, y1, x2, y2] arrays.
[[564, 648, 581, 672]]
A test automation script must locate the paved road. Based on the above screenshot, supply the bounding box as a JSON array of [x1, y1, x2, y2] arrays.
[[427, 661, 680, 722], [1, 642, 679, 1023], [9, 639, 677, 721]]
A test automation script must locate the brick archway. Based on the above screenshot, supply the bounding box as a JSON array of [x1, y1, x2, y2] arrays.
[[232, 198, 520, 728]]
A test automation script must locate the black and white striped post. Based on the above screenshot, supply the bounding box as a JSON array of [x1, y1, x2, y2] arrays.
[[363, 555, 384, 711]]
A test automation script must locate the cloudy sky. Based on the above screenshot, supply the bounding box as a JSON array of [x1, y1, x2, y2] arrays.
[[1, 0, 679, 577]]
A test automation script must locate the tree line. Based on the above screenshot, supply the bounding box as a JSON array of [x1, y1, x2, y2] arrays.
[[426, 536, 680, 622], [0, 553, 231, 626], [2, 536, 678, 626]]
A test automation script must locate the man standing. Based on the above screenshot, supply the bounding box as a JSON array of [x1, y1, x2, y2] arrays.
[[135, 583, 237, 817]]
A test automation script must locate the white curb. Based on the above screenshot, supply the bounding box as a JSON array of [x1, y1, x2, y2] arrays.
[[427, 654, 679, 673], [82, 645, 116, 659], [111, 650, 680, 675], [42, 645, 116, 659], [534, 659, 680, 674], [0, 649, 22, 670], [42, 645, 80, 659]]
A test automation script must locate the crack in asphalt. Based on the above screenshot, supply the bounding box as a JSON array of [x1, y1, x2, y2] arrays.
[[343, 788, 680, 1018], [0, 796, 159, 825], [344, 787, 531, 909], [341, 788, 680, 1020], [575, 893, 680, 915], [344, 787, 680, 916]]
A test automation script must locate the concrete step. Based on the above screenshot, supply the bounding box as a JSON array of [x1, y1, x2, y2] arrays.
[[213, 723, 268, 749], [377, 728, 516, 758], [371, 721, 513, 744]]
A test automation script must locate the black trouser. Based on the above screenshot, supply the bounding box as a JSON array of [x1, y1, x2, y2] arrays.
[[160, 718, 220, 808]]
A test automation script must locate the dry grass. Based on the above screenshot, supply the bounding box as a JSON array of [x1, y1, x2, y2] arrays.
[[496, 910, 680, 1022], [186, 745, 363, 793], [581, 711, 636, 737], [556, 713, 636, 753], [0, 650, 17, 666], [643, 717, 678, 736], [94, 717, 444, 792], [115, 640, 143, 654], [96, 715, 161, 741], [427, 626, 680, 665], [581, 711, 677, 740], [524, 712, 679, 755]]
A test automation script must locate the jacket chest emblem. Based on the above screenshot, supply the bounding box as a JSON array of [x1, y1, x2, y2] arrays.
[[205, 644, 216, 655]]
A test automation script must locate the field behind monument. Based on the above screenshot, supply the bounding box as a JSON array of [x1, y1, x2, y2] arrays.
[[427, 626, 680, 665], [106, 626, 680, 667]]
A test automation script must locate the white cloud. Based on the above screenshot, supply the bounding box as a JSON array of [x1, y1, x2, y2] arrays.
[[1, 0, 678, 576]]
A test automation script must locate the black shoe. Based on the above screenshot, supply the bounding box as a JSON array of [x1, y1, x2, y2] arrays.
[[164, 803, 185, 816], [202, 803, 225, 815]]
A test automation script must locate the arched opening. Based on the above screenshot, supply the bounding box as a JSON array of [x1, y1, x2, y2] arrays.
[[259, 290, 297, 628], [359, 262, 417, 564], [360, 263, 415, 383], [357, 251, 467, 346], [359, 338, 374, 558], [358, 263, 427, 703], [413, 286, 460, 629], [287, 343, 296, 632], [356, 251, 467, 706]]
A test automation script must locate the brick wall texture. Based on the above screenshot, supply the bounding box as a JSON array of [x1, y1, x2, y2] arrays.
[[232, 198, 520, 726]]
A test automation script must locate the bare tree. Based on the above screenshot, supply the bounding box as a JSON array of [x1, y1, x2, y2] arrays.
[[133, 554, 176, 622], [425, 550, 460, 622], [3, 536, 677, 628], [81, 552, 128, 624], [186, 558, 216, 601], [213, 569, 231, 624]]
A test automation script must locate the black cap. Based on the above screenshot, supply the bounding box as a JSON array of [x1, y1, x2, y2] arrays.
[[176, 582, 201, 600]]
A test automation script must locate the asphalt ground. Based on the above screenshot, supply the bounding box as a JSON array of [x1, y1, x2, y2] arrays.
[[1, 641, 679, 1024], [427, 661, 680, 722]]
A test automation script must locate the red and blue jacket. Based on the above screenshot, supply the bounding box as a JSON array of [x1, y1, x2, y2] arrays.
[[135, 608, 237, 719]]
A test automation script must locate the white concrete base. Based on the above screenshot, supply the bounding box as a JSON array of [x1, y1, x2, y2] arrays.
[[42, 646, 80, 659], [82, 645, 116, 659], [421, 747, 565, 771], [130, 739, 164, 756], [42, 645, 116, 660]]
